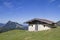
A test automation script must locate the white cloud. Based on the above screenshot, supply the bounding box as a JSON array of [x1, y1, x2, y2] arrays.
[[49, 0, 56, 3], [1, 0, 23, 9], [3, 2, 14, 8]]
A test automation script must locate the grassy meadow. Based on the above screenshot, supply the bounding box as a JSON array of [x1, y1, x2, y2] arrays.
[[0, 27, 60, 40]]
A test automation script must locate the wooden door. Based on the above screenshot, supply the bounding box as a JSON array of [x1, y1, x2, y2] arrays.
[[35, 24, 38, 31]]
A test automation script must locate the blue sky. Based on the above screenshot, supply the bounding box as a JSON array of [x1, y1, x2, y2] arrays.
[[0, 0, 60, 23]]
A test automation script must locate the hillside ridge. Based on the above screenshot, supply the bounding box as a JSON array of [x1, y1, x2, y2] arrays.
[[0, 27, 60, 40]]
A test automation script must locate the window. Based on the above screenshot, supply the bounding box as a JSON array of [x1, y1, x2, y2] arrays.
[[44, 25, 45, 27], [32, 25, 33, 27]]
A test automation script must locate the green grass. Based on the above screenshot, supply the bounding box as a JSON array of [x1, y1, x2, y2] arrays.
[[0, 27, 60, 40]]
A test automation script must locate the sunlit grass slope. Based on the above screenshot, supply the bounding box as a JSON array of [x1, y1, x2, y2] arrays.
[[0, 27, 60, 40]]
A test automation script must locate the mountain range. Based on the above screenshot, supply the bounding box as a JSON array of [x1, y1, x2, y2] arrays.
[[56, 21, 60, 26], [0, 21, 28, 33]]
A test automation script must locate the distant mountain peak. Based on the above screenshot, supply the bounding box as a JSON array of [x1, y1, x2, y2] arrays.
[[56, 21, 60, 26], [7, 21, 15, 23], [0, 21, 28, 33], [2, 21, 24, 30], [8, 21, 12, 22]]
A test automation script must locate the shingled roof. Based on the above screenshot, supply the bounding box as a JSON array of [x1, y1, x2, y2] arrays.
[[25, 18, 55, 24]]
